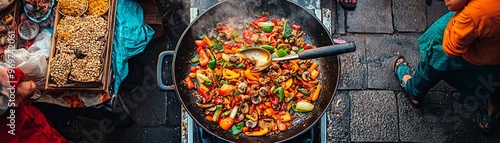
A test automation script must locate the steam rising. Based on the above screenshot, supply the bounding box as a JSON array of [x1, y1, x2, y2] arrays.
[[188, 0, 317, 39]]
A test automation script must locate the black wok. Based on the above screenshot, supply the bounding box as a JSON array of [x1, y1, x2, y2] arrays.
[[157, 0, 348, 142]]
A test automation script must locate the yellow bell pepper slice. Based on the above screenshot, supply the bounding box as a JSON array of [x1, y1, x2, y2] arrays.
[[311, 70, 319, 80], [245, 112, 258, 121], [244, 69, 259, 81], [223, 69, 240, 79], [199, 83, 209, 92], [281, 112, 291, 121], [285, 78, 293, 89]]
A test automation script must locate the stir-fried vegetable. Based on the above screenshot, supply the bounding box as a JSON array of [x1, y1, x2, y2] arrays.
[[184, 12, 322, 137]]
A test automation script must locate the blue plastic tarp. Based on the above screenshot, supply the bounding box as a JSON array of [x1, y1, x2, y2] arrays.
[[112, 0, 155, 94]]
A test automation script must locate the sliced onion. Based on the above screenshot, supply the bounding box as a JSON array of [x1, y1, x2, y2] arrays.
[[230, 106, 238, 118], [257, 22, 275, 27], [296, 101, 314, 111]]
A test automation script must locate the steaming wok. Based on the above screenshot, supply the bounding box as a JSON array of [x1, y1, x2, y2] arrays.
[[158, 0, 342, 142]]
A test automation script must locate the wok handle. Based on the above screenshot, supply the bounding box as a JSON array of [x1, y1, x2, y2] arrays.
[[298, 41, 356, 59], [157, 51, 175, 91]]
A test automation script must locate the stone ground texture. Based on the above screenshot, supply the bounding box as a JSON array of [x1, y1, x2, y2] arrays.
[[44, 0, 500, 142]]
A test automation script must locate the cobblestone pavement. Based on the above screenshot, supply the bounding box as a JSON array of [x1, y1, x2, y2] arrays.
[[48, 0, 500, 142]]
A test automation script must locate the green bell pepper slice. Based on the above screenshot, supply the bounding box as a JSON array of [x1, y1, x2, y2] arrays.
[[208, 60, 217, 70], [231, 122, 245, 135], [259, 45, 275, 51], [276, 49, 289, 57], [291, 104, 309, 113], [297, 87, 310, 96], [275, 87, 285, 102], [212, 105, 223, 122], [203, 81, 213, 87], [191, 55, 199, 63]]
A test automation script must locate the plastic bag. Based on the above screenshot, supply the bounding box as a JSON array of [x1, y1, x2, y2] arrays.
[[4, 29, 51, 90]]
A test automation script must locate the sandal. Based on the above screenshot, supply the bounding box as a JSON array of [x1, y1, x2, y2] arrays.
[[479, 113, 494, 132], [338, 0, 357, 10], [393, 56, 420, 106]]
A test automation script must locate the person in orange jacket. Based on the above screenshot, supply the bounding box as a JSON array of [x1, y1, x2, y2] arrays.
[[394, 0, 500, 132]]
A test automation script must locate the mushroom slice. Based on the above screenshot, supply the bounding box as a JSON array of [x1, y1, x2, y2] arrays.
[[196, 102, 215, 109], [237, 82, 247, 93], [302, 71, 312, 81], [251, 95, 262, 104], [246, 120, 257, 128], [259, 87, 269, 97], [241, 102, 250, 114]]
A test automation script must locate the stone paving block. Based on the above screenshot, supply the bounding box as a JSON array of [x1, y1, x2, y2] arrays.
[[337, 35, 367, 90], [393, 0, 427, 32], [350, 90, 398, 142], [397, 92, 486, 142], [327, 90, 350, 142], [107, 126, 143, 143], [421, 91, 457, 105], [430, 80, 457, 92], [366, 34, 420, 90], [335, 3, 346, 34], [141, 127, 181, 143], [426, 0, 449, 28], [166, 92, 182, 126], [346, 0, 393, 33], [125, 85, 168, 126]]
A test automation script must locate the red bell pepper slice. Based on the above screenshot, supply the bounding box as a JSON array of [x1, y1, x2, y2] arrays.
[[282, 64, 291, 70], [293, 79, 303, 85], [197, 88, 210, 101], [198, 49, 210, 67], [252, 16, 269, 25]]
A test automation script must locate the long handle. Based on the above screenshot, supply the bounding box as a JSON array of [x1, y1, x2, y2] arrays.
[[298, 41, 356, 59], [157, 51, 175, 91]]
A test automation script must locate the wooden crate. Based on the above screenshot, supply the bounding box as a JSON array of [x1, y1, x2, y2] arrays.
[[45, 0, 117, 92]]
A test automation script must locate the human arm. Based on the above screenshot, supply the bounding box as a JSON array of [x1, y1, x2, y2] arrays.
[[0, 67, 35, 116], [442, 10, 477, 57]]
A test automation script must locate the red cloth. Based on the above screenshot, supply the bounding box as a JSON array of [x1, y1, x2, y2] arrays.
[[0, 101, 68, 143]]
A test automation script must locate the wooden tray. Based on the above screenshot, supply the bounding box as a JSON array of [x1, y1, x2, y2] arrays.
[[45, 0, 117, 92]]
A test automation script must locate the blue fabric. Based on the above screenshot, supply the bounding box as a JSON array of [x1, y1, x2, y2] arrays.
[[112, 0, 155, 94], [395, 63, 410, 88], [418, 12, 468, 71]]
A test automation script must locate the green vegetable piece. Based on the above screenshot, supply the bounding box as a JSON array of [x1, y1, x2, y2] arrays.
[[277, 87, 285, 102], [212, 105, 223, 122], [222, 110, 231, 117], [214, 43, 223, 52], [297, 87, 310, 96], [236, 63, 244, 69], [203, 81, 213, 87], [208, 60, 217, 70], [232, 31, 239, 38], [259, 45, 275, 51], [261, 26, 273, 33], [291, 104, 309, 113], [294, 47, 305, 53], [231, 122, 244, 135], [282, 20, 292, 39], [191, 55, 200, 63], [276, 49, 289, 57]]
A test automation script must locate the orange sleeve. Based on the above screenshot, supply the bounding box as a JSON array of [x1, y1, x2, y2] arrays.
[[442, 11, 477, 57]]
